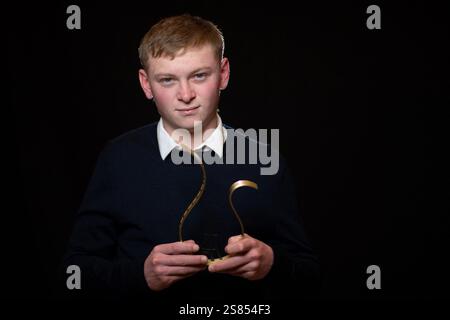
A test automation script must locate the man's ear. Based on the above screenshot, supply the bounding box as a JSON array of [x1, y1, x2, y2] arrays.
[[219, 57, 230, 90], [138, 69, 154, 99]]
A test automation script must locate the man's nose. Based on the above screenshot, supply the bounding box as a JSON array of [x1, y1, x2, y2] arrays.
[[177, 81, 196, 103]]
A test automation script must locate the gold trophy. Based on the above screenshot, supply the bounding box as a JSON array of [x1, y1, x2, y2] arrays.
[[178, 145, 258, 265]]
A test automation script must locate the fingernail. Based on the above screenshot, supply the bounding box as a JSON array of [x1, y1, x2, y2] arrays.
[[193, 244, 199, 251], [201, 256, 207, 263], [209, 265, 215, 272]]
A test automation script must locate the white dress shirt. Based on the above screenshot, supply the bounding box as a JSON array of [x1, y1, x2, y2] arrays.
[[157, 114, 227, 160]]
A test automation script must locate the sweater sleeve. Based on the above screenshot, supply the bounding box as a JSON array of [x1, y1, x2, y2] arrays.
[[60, 144, 151, 299], [263, 158, 321, 299]]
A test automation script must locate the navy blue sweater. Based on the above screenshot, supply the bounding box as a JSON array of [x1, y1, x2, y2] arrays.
[[62, 122, 319, 300]]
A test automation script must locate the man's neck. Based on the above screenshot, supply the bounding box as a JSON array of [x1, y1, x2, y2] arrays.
[[163, 114, 219, 150]]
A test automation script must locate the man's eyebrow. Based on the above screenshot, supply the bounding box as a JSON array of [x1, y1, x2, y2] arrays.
[[153, 67, 212, 79], [153, 72, 175, 78], [189, 67, 212, 75]]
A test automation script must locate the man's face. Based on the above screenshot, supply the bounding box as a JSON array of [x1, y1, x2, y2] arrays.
[[139, 44, 230, 135]]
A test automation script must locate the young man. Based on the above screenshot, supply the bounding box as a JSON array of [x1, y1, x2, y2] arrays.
[[62, 14, 319, 300]]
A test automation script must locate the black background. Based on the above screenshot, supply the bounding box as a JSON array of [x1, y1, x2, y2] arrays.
[[7, 1, 449, 299]]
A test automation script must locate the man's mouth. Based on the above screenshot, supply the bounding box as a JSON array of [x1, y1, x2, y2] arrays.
[[176, 106, 200, 115]]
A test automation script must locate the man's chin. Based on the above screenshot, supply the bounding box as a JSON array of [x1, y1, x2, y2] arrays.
[[177, 119, 204, 132]]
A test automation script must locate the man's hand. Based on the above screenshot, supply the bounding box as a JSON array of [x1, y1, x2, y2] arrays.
[[144, 240, 208, 291], [208, 234, 274, 280]]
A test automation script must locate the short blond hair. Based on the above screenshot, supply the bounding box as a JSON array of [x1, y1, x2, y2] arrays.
[[138, 14, 224, 70]]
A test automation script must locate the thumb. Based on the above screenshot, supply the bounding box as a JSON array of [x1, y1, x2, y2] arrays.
[[228, 234, 245, 244]]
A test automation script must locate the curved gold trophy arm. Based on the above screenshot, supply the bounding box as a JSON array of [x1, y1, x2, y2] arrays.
[[178, 145, 206, 243], [228, 180, 258, 236]]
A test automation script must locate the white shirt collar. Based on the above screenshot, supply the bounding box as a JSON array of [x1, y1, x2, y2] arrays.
[[157, 114, 227, 160]]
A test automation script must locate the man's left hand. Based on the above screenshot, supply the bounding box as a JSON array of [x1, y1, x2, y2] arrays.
[[208, 234, 274, 280]]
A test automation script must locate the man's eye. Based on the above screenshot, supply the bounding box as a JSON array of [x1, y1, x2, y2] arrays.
[[194, 73, 207, 80], [159, 78, 173, 84]]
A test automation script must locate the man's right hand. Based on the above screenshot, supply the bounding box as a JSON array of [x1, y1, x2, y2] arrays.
[[143, 240, 208, 291]]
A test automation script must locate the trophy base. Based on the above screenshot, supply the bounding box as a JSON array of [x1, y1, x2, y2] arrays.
[[207, 255, 229, 266]]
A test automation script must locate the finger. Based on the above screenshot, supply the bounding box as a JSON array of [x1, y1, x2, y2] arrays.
[[227, 261, 258, 275], [225, 238, 252, 255], [157, 254, 208, 266], [154, 242, 200, 255], [208, 256, 248, 273], [164, 265, 207, 276]]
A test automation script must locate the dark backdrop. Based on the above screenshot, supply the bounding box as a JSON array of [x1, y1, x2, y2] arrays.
[[7, 1, 449, 299]]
